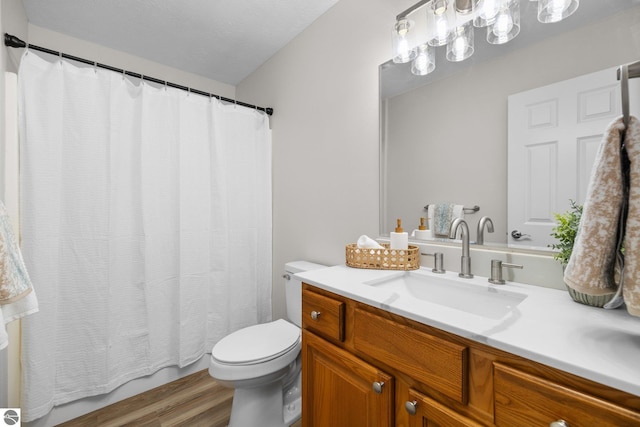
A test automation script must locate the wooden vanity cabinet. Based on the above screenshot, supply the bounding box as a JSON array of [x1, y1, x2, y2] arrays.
[[301, 284, 640, 427]]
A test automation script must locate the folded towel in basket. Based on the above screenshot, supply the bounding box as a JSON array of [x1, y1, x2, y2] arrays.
[[564, 118, 625, 296], [622, 116, 640, 317], [357, 235, 384, 249]]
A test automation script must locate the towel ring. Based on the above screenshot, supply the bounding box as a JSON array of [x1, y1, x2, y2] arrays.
[[621, 64, 630, 128]]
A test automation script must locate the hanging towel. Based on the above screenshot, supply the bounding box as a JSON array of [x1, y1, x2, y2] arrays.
[[564, 118, 626, 297], [429, 203, 464, 237], [0, 199, 38, 350], [622, 116, 640, 317]]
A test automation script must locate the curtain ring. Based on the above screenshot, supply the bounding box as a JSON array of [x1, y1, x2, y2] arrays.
[[94, 61, 97, 74]]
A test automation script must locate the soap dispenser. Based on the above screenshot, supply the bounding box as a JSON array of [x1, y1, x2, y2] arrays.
[[413, 217, 431, 240], [390, 219, 408, 250]]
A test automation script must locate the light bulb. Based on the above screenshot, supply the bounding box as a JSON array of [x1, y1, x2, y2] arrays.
[[392, 19, 417, 64], [487, 0, 520, 45], [493, 8, 514, 37], [435, 13, 450, 41], [446, 24, 474, 62], [411, 44, 435, 76], [428, 0, 454, 46], [479, 0, 499, 21], [397, 39, 410, 61], [550, 0, 570, 13], [452, 37, 468, 60]]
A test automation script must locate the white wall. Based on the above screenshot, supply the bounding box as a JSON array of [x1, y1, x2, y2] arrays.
[[238, 0, 415, 319]]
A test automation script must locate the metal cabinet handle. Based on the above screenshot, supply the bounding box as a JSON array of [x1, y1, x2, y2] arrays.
[[310, 311, 321, 320], [372, 381, 385, 394], [550, 420, 569, 427], [404, 400, 418, 415]]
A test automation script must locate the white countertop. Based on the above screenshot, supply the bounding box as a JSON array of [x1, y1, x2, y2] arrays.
[[296, 264, 640, 398]]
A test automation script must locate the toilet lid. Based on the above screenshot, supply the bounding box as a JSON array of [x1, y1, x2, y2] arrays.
[[212, 319, 301, 365]]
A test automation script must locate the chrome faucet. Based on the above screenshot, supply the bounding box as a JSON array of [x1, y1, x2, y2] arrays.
[[476, 216, 494, 245], [449, 218, 473, 278]]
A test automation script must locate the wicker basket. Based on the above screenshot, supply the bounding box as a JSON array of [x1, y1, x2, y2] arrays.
[[345, 243, 420, 270]]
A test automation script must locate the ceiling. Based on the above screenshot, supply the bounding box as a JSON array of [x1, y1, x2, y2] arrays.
[[21, 0, 340, 86]]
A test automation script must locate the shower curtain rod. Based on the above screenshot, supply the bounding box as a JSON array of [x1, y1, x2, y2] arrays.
[[4, 33, 273, 116]]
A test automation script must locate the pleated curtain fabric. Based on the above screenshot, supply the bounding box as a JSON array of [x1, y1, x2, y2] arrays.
[[18, 51, 272, 422]]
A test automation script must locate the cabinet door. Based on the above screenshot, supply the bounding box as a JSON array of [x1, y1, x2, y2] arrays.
[[302, 330, 394, 427], [404, 388, 484, 427]]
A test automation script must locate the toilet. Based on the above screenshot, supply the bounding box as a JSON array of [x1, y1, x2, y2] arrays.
[[209, 261, 326, 427]]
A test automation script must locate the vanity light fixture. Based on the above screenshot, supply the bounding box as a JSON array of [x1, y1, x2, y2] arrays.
[[392, 0, 579, 76]]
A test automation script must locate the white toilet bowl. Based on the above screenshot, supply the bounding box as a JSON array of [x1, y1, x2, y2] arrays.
[[208, 261, 326, 427], [209, 319, 302, 427]]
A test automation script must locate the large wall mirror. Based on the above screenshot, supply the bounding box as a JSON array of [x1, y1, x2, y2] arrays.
[[380, 1, 640, 250]]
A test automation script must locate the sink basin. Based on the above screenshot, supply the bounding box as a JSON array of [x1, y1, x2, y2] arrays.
[[363, 271, 527, 319]]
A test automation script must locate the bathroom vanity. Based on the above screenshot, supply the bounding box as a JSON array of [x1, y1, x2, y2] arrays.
[[298, 266, 640, 426]]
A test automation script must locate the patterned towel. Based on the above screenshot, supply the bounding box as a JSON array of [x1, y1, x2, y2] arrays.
[[0, 199, 33, 304], [564, 118, 625, 297], [622, 116, 640, 317], [429, 204, 464, 237]]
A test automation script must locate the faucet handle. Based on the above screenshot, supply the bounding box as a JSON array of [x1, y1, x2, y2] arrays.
[[432, 252, 445, 274], [420, 252, 446, 274], [489, 259, 523, 284]]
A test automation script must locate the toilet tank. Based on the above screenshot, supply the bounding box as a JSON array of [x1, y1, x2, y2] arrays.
[[284, 261, 326, 327]]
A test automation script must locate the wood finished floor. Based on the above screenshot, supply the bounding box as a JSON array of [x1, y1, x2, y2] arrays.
[[58, 369, 303, 427]]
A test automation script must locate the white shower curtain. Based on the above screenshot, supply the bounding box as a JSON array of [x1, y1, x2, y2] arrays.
[[17, 52, 272, 422]]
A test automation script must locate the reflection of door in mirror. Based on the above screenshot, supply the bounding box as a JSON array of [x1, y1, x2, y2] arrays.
[[508, 67, 640, 251]]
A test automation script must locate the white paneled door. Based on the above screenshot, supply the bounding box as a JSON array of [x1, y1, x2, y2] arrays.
[[508, 67, 639, 251]]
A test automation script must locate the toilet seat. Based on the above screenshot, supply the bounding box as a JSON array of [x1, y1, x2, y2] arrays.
[[211, 319, 300, 365]]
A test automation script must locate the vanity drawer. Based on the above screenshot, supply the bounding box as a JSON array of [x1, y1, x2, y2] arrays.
[[353, 307, 468, 404], [302, 288, 345, 342], [494, 363, 640, 427]]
